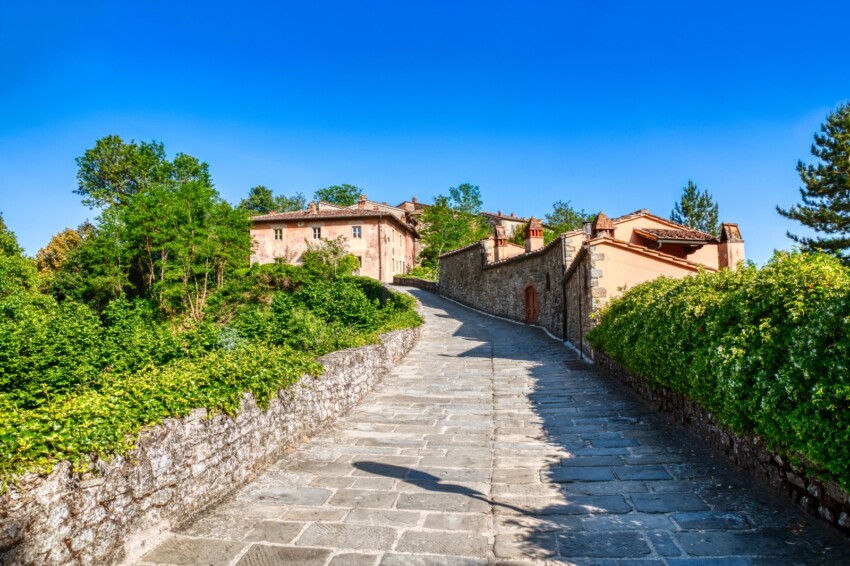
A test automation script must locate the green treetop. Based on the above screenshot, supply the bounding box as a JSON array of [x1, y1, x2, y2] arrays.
[[239, 185, 306, 214], [670, 180, 720, 234], [314, 184, 362, 206], [777, 102, 850, 262], [420, 183, 489, 267]]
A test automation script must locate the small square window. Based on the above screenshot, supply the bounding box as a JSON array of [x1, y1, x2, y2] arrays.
[[273, 228, 283, 240], [352, 226, 362, 239], [312, 227, 321, 239]]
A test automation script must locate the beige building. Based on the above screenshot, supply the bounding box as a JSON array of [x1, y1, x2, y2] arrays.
[[250, 197, 418, 283], [439, 209, 744, 356]]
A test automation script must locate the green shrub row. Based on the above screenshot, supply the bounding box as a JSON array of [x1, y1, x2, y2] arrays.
[[586, 252, 850, 489], [0, 257, 422, 484], [0, 345, 321, 481]]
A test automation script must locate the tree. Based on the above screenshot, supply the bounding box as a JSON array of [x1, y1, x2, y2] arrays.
[[420, 183, 489, 267], [545, 200, 593, 243], [64, 137, 251, 317], [777, 102, 850, 261], [74, 135, 169, 208], [275, 192, 306, 212], [0, 214, 38, 298], [35, 223, 94, 275], [670, 180, 720, 234], [238, 186, 306, 214], [314, 184, 361, 206], [239, 186, 277, 214]]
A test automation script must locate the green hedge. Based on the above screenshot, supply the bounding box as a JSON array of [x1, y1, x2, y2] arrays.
[[0, 261, 422, 485], [586, 252, 850, 489]]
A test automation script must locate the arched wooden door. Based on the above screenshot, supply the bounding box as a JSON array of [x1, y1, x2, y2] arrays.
[[524, 285, 539, 324]]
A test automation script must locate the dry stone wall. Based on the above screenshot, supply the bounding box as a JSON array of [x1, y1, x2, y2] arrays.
[[0, 326, 420, 566], [439, 236, 573, 338], [595, 350, 850, 535]]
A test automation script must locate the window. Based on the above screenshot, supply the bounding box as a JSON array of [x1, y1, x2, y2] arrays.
[[352, 226, 362, 239], [546, 272, 551, 291], [312, 227, 321, 239], [354, 256, 362, 276], [273, 228, 283, 240]]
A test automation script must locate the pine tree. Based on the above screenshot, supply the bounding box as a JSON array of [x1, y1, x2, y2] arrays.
[[670, 180, 720, 234], [777, 102, 850, 261]]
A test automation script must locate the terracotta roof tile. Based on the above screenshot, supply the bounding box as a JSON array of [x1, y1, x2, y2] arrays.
[[636, 228, 718, 242]]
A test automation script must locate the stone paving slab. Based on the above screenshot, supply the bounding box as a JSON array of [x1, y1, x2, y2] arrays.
[[133, 290, 850, 566]]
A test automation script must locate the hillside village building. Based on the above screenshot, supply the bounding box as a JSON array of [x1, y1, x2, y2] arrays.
[[250, 196, 418, 283], [438, 209, 744, 356]]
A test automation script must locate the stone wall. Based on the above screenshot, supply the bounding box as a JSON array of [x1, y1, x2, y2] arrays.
[[392, 276, 438, 292], [0, 326, 420, 566], [594, 350, 850, 535], [438, 236, 573, 338]]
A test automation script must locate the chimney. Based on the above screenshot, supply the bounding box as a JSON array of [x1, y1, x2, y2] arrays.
[[308, 201, 317, 214], [510, 212, 516, 218], [718, 223, 745, 270], [524, 217, 544, 252], [357, 195, 367, 209], [412, 196, 418, 204], [591, 212, 615, 238], [493, 225, 508, 261]]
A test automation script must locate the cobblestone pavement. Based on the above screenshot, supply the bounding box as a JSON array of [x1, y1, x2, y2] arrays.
[[137, 290, 850, 566]]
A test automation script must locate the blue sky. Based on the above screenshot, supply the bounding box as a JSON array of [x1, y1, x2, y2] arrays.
[[1, 1, 848, 264]]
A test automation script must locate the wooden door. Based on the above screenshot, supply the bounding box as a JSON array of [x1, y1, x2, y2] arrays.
[[525, 285, 539, 324]]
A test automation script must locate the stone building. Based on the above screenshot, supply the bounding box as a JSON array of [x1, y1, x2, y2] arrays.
[[439, 209, 744, 357], [250, 196, 418, 283]]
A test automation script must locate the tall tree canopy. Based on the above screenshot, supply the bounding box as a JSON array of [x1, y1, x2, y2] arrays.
[[670, 180, 720, 234], [314, 184, 361, 206], [0, 214, 37, 298], [545, 200, 593, 242], [238, 185, 306, 214], [420, 183, 489, 267], [777, 102, 850, 262], [59, 136, 250, 317]]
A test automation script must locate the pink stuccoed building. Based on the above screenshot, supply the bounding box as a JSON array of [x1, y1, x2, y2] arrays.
[[250, 197, 419, 283]]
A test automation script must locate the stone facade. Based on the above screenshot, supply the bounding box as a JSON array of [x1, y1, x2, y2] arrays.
[[0, 326, 420, 566], [594, 350, 850, 535], [438, 235, 572, 338]]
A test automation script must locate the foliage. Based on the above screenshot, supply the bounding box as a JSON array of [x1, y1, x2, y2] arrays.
[[586, 252, 850, 489], [238, 185, 306, 214], [777, 102, 850, 262], [670, 180, 720, 234], [404, 265, 437, 281], [0, 344, 321, 481], [0, 174, 422, 483], [0, 215, 37, 299], [300, 236, 360, 279], [314, 184, 362, 206], [35, 223, 94, 276], [420, 183, 489, 267], [545, 200, 593, 241], [57, 137, 252, 317]]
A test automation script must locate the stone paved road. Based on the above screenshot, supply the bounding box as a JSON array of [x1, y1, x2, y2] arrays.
[[137, 290, 850, 566]]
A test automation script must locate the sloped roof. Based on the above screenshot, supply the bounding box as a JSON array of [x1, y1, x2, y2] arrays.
[[635, 228, 718, 243], [251, 209, 418, 235]]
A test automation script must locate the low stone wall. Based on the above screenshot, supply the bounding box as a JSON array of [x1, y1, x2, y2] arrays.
[[594, 350, 850, 535], [392, 276, 438, 291], [0, 326, 420, 566]]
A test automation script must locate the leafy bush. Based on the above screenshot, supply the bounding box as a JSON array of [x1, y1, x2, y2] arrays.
[[587, 252, 850, 488], [0, 232, 421, 482]]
